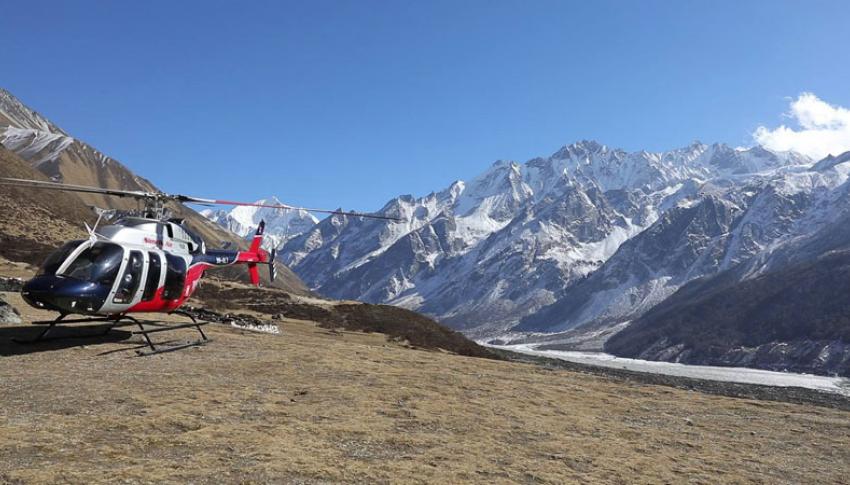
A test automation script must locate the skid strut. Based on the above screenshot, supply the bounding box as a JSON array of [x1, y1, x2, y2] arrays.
[[133, 311, 210, 356], [12, 314, 137, 344]]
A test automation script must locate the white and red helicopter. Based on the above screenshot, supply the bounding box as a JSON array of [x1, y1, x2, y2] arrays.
[[1, 177, 398, 354]]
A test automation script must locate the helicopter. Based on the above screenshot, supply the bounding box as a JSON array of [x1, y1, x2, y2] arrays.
[[0, 177, 399, 354]]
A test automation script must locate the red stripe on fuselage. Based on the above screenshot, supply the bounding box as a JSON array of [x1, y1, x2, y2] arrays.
[[125, 248, 267, 314], [126, 262, 212, 313]]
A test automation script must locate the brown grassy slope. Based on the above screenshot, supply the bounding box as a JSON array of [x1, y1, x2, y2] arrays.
[[193, 279, 495, 359], [39, 140, 160, 210], [0, 146, 92, 265], [1, 288, 849, 484]]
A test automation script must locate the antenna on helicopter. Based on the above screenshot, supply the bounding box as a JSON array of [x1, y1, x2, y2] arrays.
[[0, 177, 404, 222], [83, 210, 108, 242]]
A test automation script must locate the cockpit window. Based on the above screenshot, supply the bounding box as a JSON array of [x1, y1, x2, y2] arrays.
[[62, 243, 125, 285], [39, 241, 84, 276]]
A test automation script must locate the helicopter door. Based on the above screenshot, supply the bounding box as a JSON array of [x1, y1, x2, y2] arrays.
[[113, 250, 144, 305], [142, 252, 162, 301], [162, 254, 187, 301]]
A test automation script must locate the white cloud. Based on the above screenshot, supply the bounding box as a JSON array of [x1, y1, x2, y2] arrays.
[[754, 92, 850, 161]]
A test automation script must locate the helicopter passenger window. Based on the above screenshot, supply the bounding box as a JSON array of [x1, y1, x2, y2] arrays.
[[62, 243, 124, 285], [162, 254, 187, 300], [142, 252, 162, 301], [113, 251, 143, 304], [38, 240, 83, 275]]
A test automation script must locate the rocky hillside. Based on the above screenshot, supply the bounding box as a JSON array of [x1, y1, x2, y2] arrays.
[[520, 154, 850, 328], [0, 88, 308, 294], [604, 206, 850, 376]]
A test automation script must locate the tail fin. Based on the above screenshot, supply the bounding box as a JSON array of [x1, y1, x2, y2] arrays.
[[249, 220, 265, 253], [206, 220, 272, 287], [244, 220, 267, 286]]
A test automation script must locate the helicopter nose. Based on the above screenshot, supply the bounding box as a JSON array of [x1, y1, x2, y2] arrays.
[[22, 275, 107, 314]]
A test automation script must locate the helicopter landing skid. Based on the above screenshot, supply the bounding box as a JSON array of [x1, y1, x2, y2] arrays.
[[13, 312, 211, 356], [12, 314, 139, 344]]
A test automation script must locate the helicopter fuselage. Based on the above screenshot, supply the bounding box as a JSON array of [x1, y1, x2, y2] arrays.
[[21, 217, 271, 317]]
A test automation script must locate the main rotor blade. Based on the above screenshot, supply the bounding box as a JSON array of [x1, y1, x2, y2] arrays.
[[196, 198, 403, 222], [1, 177, 403, 222], [0, 177, 156, 199]]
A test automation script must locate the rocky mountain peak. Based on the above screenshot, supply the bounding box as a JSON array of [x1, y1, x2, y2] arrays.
[[0, 88, 67, 134]]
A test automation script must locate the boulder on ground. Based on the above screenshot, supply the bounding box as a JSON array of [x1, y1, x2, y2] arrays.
[[0, 295, 22, 325], [0, 277, 24, 292]]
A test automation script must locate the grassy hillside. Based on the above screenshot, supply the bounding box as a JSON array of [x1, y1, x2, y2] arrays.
[[193, 279, 496, 359], [1, 281, 849, 483], [0, 146, 92, 265]]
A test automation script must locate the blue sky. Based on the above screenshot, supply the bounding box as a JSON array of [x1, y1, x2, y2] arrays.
[[2, 0, 849, 212]]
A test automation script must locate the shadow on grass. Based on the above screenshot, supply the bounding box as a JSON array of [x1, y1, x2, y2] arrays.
[[0, 324, 133, 356]]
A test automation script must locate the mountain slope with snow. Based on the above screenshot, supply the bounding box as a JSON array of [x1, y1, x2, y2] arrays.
[[277, 140, 816, 337], [517, 150, 850, 340], [604, 182, 850, 376], [201, 197, 318, 249]]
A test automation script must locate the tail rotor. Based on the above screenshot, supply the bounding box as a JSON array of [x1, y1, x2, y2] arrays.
[[269, 247, 277, 282]]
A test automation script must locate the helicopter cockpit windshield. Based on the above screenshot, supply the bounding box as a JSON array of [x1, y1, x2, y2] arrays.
[[38, 240, 84, 276], [62, 243, 125, 285], [25, 241, 132, 315]]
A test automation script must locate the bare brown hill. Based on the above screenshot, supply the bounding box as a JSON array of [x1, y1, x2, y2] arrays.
[[192, 279, 496, 359], [0, 146, 91, 265]]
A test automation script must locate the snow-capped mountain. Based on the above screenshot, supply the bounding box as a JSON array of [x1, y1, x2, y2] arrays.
[[604, 181, 850, 376], [517, 149, 850, 338], [0, 87, 155, 210], [277, 140, 819, 338], [200, 197, 319, 249]]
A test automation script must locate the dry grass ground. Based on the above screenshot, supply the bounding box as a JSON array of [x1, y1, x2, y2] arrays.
[[1, 284, 850, 484]]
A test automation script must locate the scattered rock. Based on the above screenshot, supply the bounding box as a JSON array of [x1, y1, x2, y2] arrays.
[[230, 321, 280, 335], [0, 295, 22, 325], [0, 276, 24, 292]]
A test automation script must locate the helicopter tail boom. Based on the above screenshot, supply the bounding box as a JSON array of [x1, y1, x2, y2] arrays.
[[194, 221, 272, 286]]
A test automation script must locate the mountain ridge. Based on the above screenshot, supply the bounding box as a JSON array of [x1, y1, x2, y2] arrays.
[[273, 139, 818, 339]]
